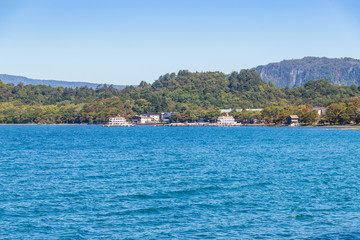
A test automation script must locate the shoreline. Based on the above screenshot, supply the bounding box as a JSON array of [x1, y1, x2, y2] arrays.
[[0, 123, 98, 126], [0, 123, 359, 129]]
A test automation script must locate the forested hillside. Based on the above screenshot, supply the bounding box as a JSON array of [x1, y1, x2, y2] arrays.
[[254, 57, 360, 88], [0, 69, 360, 124]]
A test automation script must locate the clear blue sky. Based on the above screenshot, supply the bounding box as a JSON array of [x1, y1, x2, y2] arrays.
[[0, 0, 359, 85]]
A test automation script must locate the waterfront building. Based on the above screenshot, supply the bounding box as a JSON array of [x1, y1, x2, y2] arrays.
[[132, 114, 162, 124], [109, 116, 128, 125], [216, 116, 239, 126], [149, 114, 160, 122], [132, 115, 152, 124], [286, 115, 299, 126], [103, 116, 134, 127], [159, 112, 175, 123]]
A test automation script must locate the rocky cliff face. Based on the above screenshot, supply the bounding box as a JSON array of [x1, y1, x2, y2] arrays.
[[254, 57, 360, 88]]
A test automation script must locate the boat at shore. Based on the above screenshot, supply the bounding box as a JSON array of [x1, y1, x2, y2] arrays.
[[103, 116, 134, 127]]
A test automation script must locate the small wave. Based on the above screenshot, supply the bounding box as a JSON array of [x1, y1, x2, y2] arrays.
[[289, 214, 313, 218], [85, 175, 110, 179], [130, 194, 153, 199]]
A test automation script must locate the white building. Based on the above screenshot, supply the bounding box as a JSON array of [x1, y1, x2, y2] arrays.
[[140, 116, 153, 124], [132, 114, 159, 124], [149, 114, 160, 122], [109, 116, 128, 125], [220, 109, 242, 113], [216, 116, 239, 126], [104, 116, 134, 127]]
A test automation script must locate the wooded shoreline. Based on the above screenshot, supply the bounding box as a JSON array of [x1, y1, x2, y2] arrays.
[[1, 70, 360, 125], [1, 123, 359, 129]]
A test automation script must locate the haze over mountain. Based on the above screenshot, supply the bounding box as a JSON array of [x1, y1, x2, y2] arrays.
[[0, 74, 127, 89], [254, 57, 360, 88]]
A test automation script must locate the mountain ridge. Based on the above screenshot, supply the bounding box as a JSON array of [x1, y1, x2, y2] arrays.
[[2, 56, 360, 89], [0, 74, 127, 89]]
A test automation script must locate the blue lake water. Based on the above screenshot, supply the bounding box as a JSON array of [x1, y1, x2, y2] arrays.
[[1, 125, 360, 239]]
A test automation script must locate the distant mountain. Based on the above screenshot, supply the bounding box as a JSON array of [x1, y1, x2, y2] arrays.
[[3, 56, 360, 90], [254, 57, 360, 88], [0, 74, 127, 89]]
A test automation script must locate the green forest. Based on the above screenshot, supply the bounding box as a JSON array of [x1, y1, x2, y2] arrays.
[[1, 69, 360, 125]]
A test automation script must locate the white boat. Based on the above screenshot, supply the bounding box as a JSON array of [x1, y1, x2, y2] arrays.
[[103, 116, 135, 127]]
